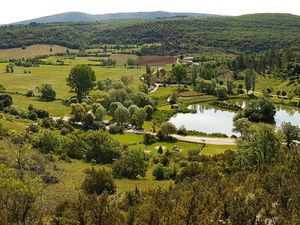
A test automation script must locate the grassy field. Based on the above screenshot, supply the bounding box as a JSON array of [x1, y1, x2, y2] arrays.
[[44, 159, 172, 209], [0, 64, 144, 99], [10, 94, 70, 116], [0, 44, 72, 60], [110, 54, 138, 66]]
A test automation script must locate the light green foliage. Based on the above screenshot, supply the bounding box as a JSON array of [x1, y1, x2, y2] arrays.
[[128, 104, 139, 117], [33, 130, 61, 153], [279, 122, 300, 149], [109, 102, 123, 117], [94, 104, 106, 121], [236, 123, 282, 170], [71, 103, 86, 122], [131, 108, 146, 129], [161, 122, 177, 137], [114, 105, 130, 125], [113, 149, 148, 179], [215, 85, 228, 100]]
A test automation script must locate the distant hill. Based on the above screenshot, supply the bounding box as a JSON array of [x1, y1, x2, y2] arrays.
[[2, 13, 300, 54], [12, 11, 220, 24]]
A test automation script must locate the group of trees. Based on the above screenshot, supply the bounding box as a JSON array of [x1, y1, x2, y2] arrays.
[[234, 97, 276, 123]]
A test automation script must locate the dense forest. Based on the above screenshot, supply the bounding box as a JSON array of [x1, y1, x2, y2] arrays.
[[1, 13, 300, 54]]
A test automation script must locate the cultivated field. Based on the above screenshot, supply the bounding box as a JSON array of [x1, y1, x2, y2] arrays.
[[136, 55, 176, 66], [0, 44, 72, 60]]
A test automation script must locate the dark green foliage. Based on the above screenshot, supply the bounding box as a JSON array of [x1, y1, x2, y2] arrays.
[[3, 14, 300, 54], [26, 90, 34, 97], [0, 95, 13, 110], [235, 97, 276, 123], [67, 130, 122, 163], [143, 133, 156, 145], [67, 65, 96, 102], [81, 168, 116, 195], [28, 111, 38, 120], [152, 164, 175, 180], [38, 83, 56, 101]]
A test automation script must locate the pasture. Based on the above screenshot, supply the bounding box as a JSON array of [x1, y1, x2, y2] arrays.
[[0, 64, 144, 99]]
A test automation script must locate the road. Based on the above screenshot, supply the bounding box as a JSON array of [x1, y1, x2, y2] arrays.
[[126, 129, 236, 145]]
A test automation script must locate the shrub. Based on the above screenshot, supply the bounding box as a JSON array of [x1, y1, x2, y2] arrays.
[[152, 164, 175, 180], [177, 125, 188, 135], [33, 130, 61, 153], [109, 124, 124, 134], [26, 90, 34, 97], [42, 173, 59, 184], [81, 168, 116, 195], [143, 133, 156, 145], [41, 117, 56, 129], [26, 123, 39, 133], [38, 83, 56, 101], [0, 94, 13, 110], [28, 111, 38, 121], [113, 149, 147, 179]]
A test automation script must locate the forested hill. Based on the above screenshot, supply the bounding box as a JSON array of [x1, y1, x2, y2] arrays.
[[1, 13, 300, 54], [12, 11, 219, 24]]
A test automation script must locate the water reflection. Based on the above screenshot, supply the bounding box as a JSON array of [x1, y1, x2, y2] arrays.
[[169, 100, 300, 136]]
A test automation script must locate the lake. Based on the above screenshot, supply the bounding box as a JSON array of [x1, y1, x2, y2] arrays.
[[169, 100, 300, 136]]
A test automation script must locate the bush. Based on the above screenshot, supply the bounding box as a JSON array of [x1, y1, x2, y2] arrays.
[[81, 168, 116, 195], [0, 94, 13, 110], [113, 149, 147, 179], [28, 111, 38, 120], [153, 164, 176, 180], [41, 117, 56, 128], [26, 123, 39, 133], [33, 130, 61, 154], [109, 124, 124, 134], [42, 173, 59, 184], [60, 128, 69, 135], [26, 90, 34, 97], [33, 109, 49, 118], [38, 83, 56, 101], [143, 133, 156, 145], [177, 125, 188, 135]]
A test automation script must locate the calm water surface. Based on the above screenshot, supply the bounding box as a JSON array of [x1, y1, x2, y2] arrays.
[[169, 100, 300, 136]]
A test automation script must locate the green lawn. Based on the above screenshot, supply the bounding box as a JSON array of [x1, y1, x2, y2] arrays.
[[114, 133, 236, 156]]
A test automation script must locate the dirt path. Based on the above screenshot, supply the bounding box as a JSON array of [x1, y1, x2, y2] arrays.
[[172, 134, 235, 145]]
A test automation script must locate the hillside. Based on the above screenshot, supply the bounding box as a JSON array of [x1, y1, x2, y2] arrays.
[[12, 11, 219, 24], [1, 13, 300, 54]]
